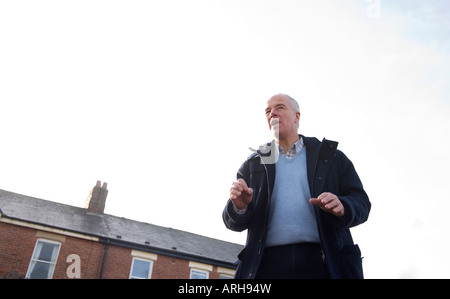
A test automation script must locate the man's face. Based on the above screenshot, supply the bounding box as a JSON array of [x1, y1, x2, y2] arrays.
[[265, 95, 300, 139]]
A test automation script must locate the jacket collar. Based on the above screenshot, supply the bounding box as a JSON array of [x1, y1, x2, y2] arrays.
[[249, 135, 337, 162], [254, 135, 320, 154], [302, 135, 322, 151]]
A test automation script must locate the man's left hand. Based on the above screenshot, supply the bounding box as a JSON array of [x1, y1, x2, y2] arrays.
[[310, 192, 345, 217]]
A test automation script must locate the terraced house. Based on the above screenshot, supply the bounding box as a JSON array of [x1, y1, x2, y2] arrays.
[[0, 181, 242, 279]]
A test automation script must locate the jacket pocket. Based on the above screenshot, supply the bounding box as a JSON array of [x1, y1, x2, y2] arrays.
[[237, 247, 247, 260], [233, 247, 247, 279], [339, 244, 364, 279]]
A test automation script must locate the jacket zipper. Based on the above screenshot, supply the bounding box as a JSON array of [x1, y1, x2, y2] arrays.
[[249, 146, 272, 260], [252, 148, 272, 236], [259, 155, 271, 249], [312, 142, 327, 263], [247, 152, 272, 279]]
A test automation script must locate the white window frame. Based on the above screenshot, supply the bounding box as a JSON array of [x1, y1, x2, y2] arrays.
[[217, 266, 235, 279], [189, 268, 209, 279], [129, 257, 154, 279], [25, 239, 61, 279]]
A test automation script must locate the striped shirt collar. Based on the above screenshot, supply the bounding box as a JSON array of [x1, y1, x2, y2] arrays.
[[278, 137, 305, 159]]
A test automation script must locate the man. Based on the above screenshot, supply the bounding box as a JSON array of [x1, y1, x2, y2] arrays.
[[223, 94, 371, 279]]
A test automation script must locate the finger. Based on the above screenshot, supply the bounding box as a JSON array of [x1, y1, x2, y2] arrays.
[[230, 193, 242, 201], [318, 192, 334, 205], [231, 182, 243, 192], [246, 187, 254, 196], [230, 188, 242, 195], [309, 198, 322, 206], [332, 204, 345, 217], [312, 195, 345, 216], [324, 199, 339, 210], [230, 183, 242, 198], [237, 178, 249, 190], [323, 198, 344, 216]]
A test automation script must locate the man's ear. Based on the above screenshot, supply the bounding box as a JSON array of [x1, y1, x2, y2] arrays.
[[296, 112, 301, 125]]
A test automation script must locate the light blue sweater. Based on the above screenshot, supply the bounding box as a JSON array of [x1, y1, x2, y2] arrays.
[[265, 148, 320, 247]]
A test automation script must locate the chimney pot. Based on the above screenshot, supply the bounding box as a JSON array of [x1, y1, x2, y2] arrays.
[[85, 180, 108, 214]]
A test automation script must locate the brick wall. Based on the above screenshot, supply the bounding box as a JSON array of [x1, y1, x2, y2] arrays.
[[0, 222, 36, 279], [99, 245, 132, 279], [54, 235, 104, 279], [0, 221, 234, 279], [153, 255, 190, 279]]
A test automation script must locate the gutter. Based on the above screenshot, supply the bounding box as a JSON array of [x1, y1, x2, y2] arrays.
[[99, 239, 109, 279], [97, 237, 237, 270]]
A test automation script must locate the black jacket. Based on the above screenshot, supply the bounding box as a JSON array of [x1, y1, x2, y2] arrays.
[[223, 136, 371, 279]]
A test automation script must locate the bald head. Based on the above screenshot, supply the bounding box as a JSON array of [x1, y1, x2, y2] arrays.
[[265, 94, 301, 141]]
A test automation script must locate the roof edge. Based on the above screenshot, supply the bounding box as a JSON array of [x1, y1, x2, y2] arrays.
[[99, 237, 238, 269]]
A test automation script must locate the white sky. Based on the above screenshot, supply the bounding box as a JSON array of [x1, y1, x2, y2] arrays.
[[1, 0, 449, 278]]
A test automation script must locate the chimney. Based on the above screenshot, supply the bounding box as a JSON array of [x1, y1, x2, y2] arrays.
[[85, 180, 108, 214]]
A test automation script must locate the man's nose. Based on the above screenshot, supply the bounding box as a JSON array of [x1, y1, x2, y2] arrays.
[[269, 108, 278, 118]]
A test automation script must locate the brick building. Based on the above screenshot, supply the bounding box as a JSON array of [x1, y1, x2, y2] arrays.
[[0, 182, 243, 279]]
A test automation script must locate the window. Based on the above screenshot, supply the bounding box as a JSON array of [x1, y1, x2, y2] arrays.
[[188, 261, 211, 279], [129, 257, 153, 279], [26, 239, 61, 279], [190, 269, 209, 279], [217, 267, 235, 279]]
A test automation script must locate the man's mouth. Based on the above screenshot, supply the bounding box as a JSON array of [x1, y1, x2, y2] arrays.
[[270, 119, 279, 126]]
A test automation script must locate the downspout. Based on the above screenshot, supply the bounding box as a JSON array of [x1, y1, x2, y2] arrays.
[[99, 239, 109, 279]]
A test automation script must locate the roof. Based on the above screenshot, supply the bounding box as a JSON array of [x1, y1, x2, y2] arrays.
[[0, 189, 243, 267]]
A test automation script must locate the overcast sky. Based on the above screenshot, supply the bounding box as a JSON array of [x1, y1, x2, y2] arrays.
[[1, 0, 449, 278]]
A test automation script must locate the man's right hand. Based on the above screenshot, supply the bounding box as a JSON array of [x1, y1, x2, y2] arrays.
[[229, 178, 253, 210]]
